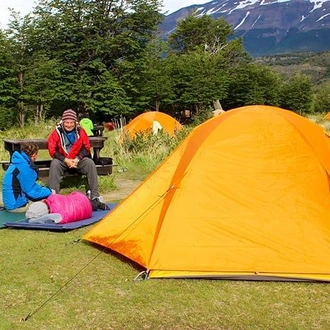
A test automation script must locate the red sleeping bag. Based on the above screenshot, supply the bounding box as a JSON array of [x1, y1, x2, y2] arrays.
[[45, 191, 93, 224]]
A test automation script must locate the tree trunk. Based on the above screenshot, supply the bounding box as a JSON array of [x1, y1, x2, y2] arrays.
[[155, 100, 160, 111], [17, 101, 25, 128], [17, 72, 25, 128], [213, 100, 223, 110], [35, 103, 44, 124]]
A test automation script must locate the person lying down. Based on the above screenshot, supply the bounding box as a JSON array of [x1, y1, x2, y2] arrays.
[[25, 191, 109, 224]]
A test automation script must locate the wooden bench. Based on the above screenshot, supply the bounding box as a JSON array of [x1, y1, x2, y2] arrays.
[[1, 137, 113, 179]]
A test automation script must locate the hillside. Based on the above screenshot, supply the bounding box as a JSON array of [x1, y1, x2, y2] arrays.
[[254, 51, 330, 85]]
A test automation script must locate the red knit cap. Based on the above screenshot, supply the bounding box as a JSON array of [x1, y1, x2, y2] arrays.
[[62, 109, 77, 122]]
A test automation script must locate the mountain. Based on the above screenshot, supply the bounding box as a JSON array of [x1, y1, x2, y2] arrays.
[[160, 0, 330, 56]]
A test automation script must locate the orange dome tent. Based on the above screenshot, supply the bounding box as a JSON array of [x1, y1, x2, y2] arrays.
[[120, 111, 182, 140], [84, 105, 330, 281]]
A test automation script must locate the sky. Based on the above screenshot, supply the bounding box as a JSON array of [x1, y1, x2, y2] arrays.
[[0, 0, 209, 28]]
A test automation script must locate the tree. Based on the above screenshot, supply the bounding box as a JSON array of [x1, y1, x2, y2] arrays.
[[222, 63, 282, 109], [5, 11, 35, 127], [279, 74, 313, 114], [168, 50, 230, 114], [30, 0, 164, 118], [89, 66, 132, 116], [0, 30, 19, 128], [122, 38, 175, 112], [23, 52, 63, 124], [166, 14, 249, 115], [313, 83, 330, 114], [168, 14, 233, 54]]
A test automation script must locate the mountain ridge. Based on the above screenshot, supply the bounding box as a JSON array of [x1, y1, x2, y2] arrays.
[[160, 0, 330, 56]]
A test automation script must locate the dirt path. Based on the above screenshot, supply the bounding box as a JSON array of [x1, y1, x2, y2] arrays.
[[103, 179, 142, 202]]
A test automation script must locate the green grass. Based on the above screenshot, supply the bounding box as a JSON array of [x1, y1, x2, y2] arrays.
[[1, 116, 330, 329], [2, 227, 330, 329]]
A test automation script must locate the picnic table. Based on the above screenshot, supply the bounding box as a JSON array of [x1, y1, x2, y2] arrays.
[[1, 137, 113, 178]]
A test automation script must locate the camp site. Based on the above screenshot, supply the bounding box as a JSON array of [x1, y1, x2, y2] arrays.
[[2, 0, 330, 326], [1, 105, 330, 329]]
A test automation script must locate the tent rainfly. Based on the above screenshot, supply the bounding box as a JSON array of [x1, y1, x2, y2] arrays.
[[84, 105, 330, 282], [120, 111, 182, 141]]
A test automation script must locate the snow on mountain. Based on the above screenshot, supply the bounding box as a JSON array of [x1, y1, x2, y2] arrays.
[[160, 0, 330, 55]]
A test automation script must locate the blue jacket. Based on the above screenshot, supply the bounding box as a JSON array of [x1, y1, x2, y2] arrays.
[[2, 151, 52, 210]]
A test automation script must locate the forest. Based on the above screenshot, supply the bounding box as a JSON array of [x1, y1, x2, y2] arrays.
[[1, 0, 330, 129]]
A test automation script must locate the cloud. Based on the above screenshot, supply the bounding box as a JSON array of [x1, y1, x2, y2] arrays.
[[161, 0, 207, 14], [0, 0, 35, 28]]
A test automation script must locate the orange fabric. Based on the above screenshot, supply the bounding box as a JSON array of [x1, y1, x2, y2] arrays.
[[120, 111, 182, 141], [84, 105, 330, 281], [323, 112, 330, 120]]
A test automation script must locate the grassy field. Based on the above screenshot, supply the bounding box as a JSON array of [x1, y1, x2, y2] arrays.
[[1, 113, 330, 329], [2, 228, 330, 330]]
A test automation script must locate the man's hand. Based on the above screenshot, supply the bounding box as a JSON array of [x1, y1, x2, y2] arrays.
[[64, 158, 78, 168], [72, 158, 79, 167]]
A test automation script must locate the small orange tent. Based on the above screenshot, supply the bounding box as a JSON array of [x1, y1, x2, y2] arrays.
[[84, 105, 330, 281], [120, 111, 182, 140]]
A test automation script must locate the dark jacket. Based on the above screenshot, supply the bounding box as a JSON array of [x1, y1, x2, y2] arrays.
[[2, 151, 52, 210]]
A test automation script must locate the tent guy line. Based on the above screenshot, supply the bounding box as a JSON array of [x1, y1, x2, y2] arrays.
[[24, 245, 106, 321]]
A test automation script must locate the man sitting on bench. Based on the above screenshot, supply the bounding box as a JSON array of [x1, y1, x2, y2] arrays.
[[47, 109, 104, 206]]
